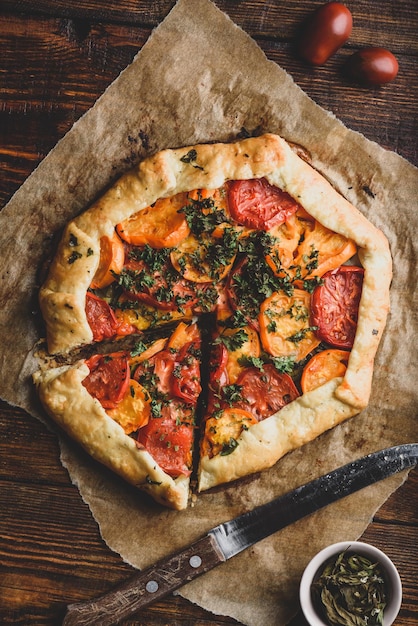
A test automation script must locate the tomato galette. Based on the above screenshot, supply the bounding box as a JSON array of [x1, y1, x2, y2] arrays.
[[33, 134, 392, 510]]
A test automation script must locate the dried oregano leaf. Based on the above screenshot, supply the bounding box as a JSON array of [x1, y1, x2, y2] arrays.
[[311, 549, 387, 626]]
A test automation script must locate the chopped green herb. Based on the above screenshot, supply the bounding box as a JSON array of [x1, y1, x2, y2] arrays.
[[213, 329, 248, 352], [68, 250, 83, 264], [287, 326, 318, 343], [222, 384, 243, 405], [145, 475, 162, 486], [220, 437, 239, 456], [180, 149, 204, 170]]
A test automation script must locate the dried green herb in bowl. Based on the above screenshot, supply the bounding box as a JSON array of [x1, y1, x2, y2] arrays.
[[299, 541, 402, 626], [312, 550, 387, 625]]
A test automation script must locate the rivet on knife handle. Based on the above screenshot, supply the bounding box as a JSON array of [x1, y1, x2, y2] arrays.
[[63, 534, 225, 626], [62, 443, 418, 626]]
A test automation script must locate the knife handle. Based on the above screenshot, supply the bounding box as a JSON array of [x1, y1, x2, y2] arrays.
[[62, 534, 225, 626]]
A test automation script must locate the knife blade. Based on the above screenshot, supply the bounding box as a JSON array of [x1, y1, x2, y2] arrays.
[[63, 443, 418, 626]]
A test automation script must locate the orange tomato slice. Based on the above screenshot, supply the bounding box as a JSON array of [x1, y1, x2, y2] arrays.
[[301, 349, 350, 393], [116, 192, 190, 248], [293, 220, 357, 280], [259, 289, 320, 361], [203, 407, 257, 457], [167, 321, 200, 351], [90, 232, 125, 289], [266, 213, 356, 285], [129, 337, 168, 367], [106, 379, 151, 434]]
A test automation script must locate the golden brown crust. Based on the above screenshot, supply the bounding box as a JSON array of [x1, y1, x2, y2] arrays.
[[198, 378, 358, 492], [33, 363, 190, 510], [36, 133, 392, 503]]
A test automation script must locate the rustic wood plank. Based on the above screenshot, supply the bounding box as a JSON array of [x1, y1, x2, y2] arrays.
[[0, 478, 241, 625], [3, 1, 418, 53], [1, 11, 416, 208], [1, 472, 417, 625]]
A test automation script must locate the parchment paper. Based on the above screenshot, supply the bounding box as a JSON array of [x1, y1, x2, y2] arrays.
[[1, 1, 417, 624]]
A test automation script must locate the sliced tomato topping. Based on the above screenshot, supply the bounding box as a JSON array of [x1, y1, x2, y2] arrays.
[[228, 178, 300, 230], [85, 292, 120, 341], [116, 192, 190, 249], [259, 289, 321, 361], [86, 292, 135, 341], [106, 379, 151, 434], [82, 352, 130, 409], [202, 407, 257, 458], [171, 341, 202, 405], [167, 321, 200, 350], [119, 245, 218, 313], [223, 325, 261, 384], [136, 403, 194, 477], [133, 325, 201, 405], [151, 350, 177, 395], [311, 266, 364, 349], [233, 364, 299, 421], [301, 349, 350, 394], [90, 232, 125, 289], [209, 342, 229, 391]]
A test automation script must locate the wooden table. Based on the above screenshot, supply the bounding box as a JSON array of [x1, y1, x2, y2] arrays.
[[1, 1, 417, 624]]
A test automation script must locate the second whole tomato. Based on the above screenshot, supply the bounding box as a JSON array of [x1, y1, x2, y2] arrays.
[[298, 2, 353, 65], [344, 47, 399, 85]]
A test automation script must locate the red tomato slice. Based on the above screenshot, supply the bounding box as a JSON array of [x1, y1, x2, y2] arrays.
[[234, 364, 299, 421], [86, 292, 135, 340], [311, 266, 364, 349], [136, 403, 193, 477], [85, 292, 120, 341], [209, 342, 229, 391], [151, 350, 177, 394], [82, 352, 130, 409], [133, 337, 201, 405], [171, 341, 202, 405], [228, 178, 300, 230]]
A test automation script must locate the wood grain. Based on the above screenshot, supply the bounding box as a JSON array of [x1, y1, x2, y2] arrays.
[[0, 1, 417, 624]]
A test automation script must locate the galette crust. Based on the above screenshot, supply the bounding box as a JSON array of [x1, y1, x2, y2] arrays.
[[33, 363, 190, 510], [37, 133, 392, 500]]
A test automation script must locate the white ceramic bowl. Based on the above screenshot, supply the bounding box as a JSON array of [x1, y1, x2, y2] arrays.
[[299, 541, 402, 626]]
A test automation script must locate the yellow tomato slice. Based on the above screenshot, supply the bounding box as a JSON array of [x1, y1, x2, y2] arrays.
[[203, 408, 257, 457], [116, 192, 190, 248], [106, 379, 151, 434], [222, 326, 261, 384], [301, 349, 350, 393], [266, 212, 305, 273], [259, 289, 320, 361], [170, 228, 238, 283], [114, 300, 192, 332], [90, 232, 125, 289]]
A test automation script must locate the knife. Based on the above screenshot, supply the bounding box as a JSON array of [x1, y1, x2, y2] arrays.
[[63, 443, 418, 626]]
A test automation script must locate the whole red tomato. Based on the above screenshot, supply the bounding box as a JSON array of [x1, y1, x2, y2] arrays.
[[298, 2, 353, 65], [345, 47, 399, 85]]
